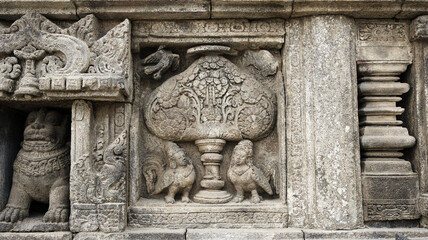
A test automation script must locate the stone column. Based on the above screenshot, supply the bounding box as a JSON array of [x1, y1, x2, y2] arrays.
[[285, 15, 363, 229], [410, 16, 428, 227], [70, 101, 130, 233], [356, 20, 419, 222]]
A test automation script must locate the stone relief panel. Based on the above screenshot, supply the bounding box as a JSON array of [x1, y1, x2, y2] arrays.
[[0, 108, 70, 232], [130, 31, 286, 227], [70, 101, 130, 232], [0, 13, 131, 102]]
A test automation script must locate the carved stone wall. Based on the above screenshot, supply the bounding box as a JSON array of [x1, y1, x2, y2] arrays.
[[2, 4, 428, 239]]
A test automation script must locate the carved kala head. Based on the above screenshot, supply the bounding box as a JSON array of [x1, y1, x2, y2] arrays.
[[145, 55, 276, 142], [22, 108, 68, 152], [231, 140, 253, 166]]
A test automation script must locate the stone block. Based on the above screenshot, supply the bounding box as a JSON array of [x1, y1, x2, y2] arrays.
[[74, 0, 210, 20], [74, 229, 186, 240], [285, 15, 362, 229], [211, 0, 292, 19], [292, 0, 402, 18], [187, 229, 303, 240], [0, 232, 72, 240]]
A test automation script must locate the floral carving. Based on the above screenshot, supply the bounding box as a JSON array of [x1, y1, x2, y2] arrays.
[[145, 55, 276, 142], [359, 23, 406, 42], [0, 56, 21, 95]]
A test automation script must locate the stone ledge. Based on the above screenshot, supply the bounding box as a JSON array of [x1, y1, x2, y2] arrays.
[[45, 228, 428, 239], [0, 0, 428, 20], [0, 232, 72, 240]]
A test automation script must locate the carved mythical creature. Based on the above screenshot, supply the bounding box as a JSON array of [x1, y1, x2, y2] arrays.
[[142, 45, 179, 80], [0, 108, 70, 223], [152, 142, 195, 204], [228, 140, 273, 203]]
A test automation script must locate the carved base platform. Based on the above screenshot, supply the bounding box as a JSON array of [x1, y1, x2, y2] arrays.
[[0, 215, 68, 232], [362, 174, 420, 221], [129, 199, 287, 228], [72, 228, 428, 240], [193, 190, 233, 204]]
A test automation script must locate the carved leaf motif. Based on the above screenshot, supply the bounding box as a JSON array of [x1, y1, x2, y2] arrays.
[[90, 19, 130, 76], [145, 55, 276, 142]]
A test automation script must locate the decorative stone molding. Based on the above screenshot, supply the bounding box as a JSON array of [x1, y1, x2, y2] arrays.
[[0, 13, 131, 101], [357, 20, 419, 222], [132, 19, 285, 52]]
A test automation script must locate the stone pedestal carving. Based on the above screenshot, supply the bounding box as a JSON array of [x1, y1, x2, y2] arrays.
[[357, 20, 419, 221], [285, 15, 363, 229]]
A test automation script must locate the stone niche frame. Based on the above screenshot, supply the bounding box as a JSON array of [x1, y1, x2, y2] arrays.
[[0, 13, 132, 233], [129, 19, 288, 228]]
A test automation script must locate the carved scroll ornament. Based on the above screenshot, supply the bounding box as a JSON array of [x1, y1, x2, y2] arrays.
[[0, 13, 131, 100]]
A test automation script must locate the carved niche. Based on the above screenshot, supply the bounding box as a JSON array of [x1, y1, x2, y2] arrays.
[[0, 108, 70, 231], [131, 38, 287, 228], [0, 13, 131, 101]]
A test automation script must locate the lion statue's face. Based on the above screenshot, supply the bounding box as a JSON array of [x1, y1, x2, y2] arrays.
[[22, 108, 68, 152]]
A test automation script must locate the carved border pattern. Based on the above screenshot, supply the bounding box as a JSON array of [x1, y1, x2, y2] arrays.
[[129, 211, 287, 227], [285, 20, 307, 227], [71, 203, 125, 232], [358, 23, 407, 42], [364, 203, 419, 221]]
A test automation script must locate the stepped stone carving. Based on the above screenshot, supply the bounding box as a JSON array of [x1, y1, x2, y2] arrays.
[[228, 140, 273, 203], [151, 142, 196, 204], [0, 108, 70, 227], [357, 21, 419, 221], [144, 46, 276, 203], [0, 13, 131, 101]]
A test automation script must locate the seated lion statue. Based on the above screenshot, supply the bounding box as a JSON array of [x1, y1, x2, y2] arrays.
[[0, 108, 70, 223]]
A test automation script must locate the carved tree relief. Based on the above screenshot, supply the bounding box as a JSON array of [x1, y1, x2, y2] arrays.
[[144, 51, 276, 203]]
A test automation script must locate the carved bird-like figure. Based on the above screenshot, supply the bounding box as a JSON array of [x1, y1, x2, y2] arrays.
[[152, 142, 195, 203], [142, 45, 179, 81], [228, 140, 273, 203]]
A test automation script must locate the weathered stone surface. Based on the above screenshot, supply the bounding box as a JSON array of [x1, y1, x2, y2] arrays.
[[397, 0, 428, 19], [292, 0, 402, 18], [74, 0, 210, 20], [408, 15, 428, 228], [187, 228, 303, 240], [74, 229, 186, 240], [303, 228, 428, 239], [211, 0, 292, 19], [285, 15, 362, 229], [0, 232, 72, 240], [0, 1, 77, 20]]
